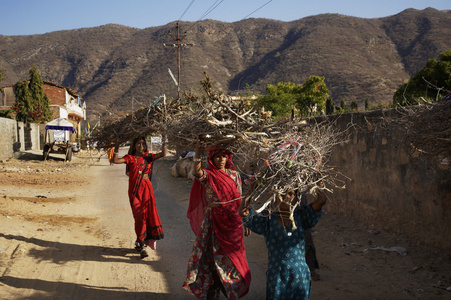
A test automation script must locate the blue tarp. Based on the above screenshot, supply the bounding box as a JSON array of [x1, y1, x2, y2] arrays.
[[45, 118, 76, 132]]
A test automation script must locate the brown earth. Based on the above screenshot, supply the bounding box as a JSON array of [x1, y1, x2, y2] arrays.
[[0, 149, 450, 299]]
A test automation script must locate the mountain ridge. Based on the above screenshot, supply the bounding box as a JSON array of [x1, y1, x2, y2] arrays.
[[1, 8, 450, 121]]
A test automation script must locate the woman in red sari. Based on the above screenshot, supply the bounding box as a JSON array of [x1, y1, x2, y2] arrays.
[[183, 139, 251, 299], [113, 136, 166, 258]]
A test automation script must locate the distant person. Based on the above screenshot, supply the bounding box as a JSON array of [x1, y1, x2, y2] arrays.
[[239, 186, 326, 300], [183, 138, 251, 299], [113, 135, 166, 258], [107, 145, 115, 165]]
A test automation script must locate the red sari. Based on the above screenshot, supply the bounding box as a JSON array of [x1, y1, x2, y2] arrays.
[[183, 149, 251, 299], [123, 153, 164, 243]]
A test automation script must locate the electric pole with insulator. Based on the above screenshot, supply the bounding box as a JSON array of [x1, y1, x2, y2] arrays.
[[164, 21, 193, 100]]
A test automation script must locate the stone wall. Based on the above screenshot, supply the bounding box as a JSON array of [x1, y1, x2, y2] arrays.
[[318, 110, 450, 249]]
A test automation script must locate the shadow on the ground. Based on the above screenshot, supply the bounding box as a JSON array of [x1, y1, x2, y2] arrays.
[[0, 233, 148, 264], [0, 276, 173, 300], [13, 151, 67, 162]]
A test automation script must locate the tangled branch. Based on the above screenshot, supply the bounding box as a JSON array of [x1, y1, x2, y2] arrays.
[[389, 99, 450, 159], [88, 96, 182, 147], [166, 72, 272, 150], [89, 72, 347, 224]]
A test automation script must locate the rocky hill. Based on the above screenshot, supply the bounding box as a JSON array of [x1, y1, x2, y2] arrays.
[[0, 8, 450, 121]]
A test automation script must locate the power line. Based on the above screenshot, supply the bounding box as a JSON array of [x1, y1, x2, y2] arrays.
[[242, 0, 274, 20], [182, 0, 225, 34], [178, 0, 196, 21], [197, 0, 224, 22], [179, 0, 275, 35]]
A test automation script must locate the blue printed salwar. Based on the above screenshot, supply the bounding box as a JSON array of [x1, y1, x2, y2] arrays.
[[242, 204, 322, 300]]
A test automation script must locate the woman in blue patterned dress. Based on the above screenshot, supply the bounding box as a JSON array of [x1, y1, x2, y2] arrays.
[[239, 188, 326, 300]]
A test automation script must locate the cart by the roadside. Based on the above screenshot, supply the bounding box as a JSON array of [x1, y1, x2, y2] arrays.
[[43, 118, 79, 162]]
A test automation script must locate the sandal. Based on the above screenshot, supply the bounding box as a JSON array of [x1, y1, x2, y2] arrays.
[[140, 247, 149, 259], [135, 241, 144, 252]]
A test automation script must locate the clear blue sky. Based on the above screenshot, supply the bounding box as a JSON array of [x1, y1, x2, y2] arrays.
[[0, 0, 449, 36]]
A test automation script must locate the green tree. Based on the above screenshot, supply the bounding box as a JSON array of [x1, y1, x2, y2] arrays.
[[296, 76, 329, 116], [257, 82, 302, 119], [365, 97, 370, 110], [393, 50, 451, 106], [340, 99, 348, 112], [13, 80, 33, 123], [13, 66, 52, 123], [351, 99, 358, 111], [325, 97, 334, 115]]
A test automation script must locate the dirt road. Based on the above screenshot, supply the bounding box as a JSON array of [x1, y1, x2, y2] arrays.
[[0, 149, 450, 299]]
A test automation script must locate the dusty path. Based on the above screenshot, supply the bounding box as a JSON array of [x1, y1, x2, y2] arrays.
[[0, 149, 266, 299], [0, 149, 450, 299]]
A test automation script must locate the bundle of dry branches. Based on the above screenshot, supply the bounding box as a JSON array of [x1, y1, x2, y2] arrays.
[[166, 72, 346, 223], [89, 72, 346, 223], [89, 96, 181, 147], [238, 121, 346, 226], [166, 72, 271, 150], [391, 99, 450, 159]]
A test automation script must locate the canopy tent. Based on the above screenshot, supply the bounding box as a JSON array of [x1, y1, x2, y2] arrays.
[[45, 118, 76, 132]]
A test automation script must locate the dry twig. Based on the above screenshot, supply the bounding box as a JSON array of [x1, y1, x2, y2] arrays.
[[388, 99, 450, 158]]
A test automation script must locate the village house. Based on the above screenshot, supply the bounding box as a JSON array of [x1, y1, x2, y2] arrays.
[[0, 80, 86, 141]]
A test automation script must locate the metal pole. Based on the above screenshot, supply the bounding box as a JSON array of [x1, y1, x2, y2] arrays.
[[177, 22, 181, 100]]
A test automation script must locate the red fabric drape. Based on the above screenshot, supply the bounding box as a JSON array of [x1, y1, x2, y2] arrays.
[[187, 148, 251, 293], [125, 153, 164, 242]]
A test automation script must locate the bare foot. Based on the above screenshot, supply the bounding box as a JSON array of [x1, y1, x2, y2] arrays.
[[311, 271, 320, 281]]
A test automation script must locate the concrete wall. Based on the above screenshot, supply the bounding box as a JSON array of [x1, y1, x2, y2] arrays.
[[0, 118, 18, 160], [0, 117, 41, 160], [28, 123, 41, 151], [318, 110, 450, 249]]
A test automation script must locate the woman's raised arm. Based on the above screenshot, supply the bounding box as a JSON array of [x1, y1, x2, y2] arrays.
[[112, 142, 126, 164], [153, 133, 167, 160], [192, 138, 204, 178]]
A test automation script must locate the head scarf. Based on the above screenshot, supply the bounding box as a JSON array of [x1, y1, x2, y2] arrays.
[[187, 147, 239, 235]]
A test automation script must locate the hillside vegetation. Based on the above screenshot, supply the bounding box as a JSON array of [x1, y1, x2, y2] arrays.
[[0, 8, 450, 121]]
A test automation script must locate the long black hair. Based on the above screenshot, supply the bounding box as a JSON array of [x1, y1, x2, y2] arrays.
[[129, 136, 148, 156]]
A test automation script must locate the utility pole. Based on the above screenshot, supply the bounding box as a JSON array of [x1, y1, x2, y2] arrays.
[[164, 21, 193, 100]]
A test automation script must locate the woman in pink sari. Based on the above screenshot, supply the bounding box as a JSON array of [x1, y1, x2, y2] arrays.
[[183, 139, 251, 299]]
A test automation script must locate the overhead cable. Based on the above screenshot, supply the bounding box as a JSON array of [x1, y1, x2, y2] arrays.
[[178, 0, 196, 21], [241, 0, 273, 20], [197, 0, 225, 22]]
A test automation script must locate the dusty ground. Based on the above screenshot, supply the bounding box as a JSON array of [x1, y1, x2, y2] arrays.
[[0, 149, 450, 299]]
